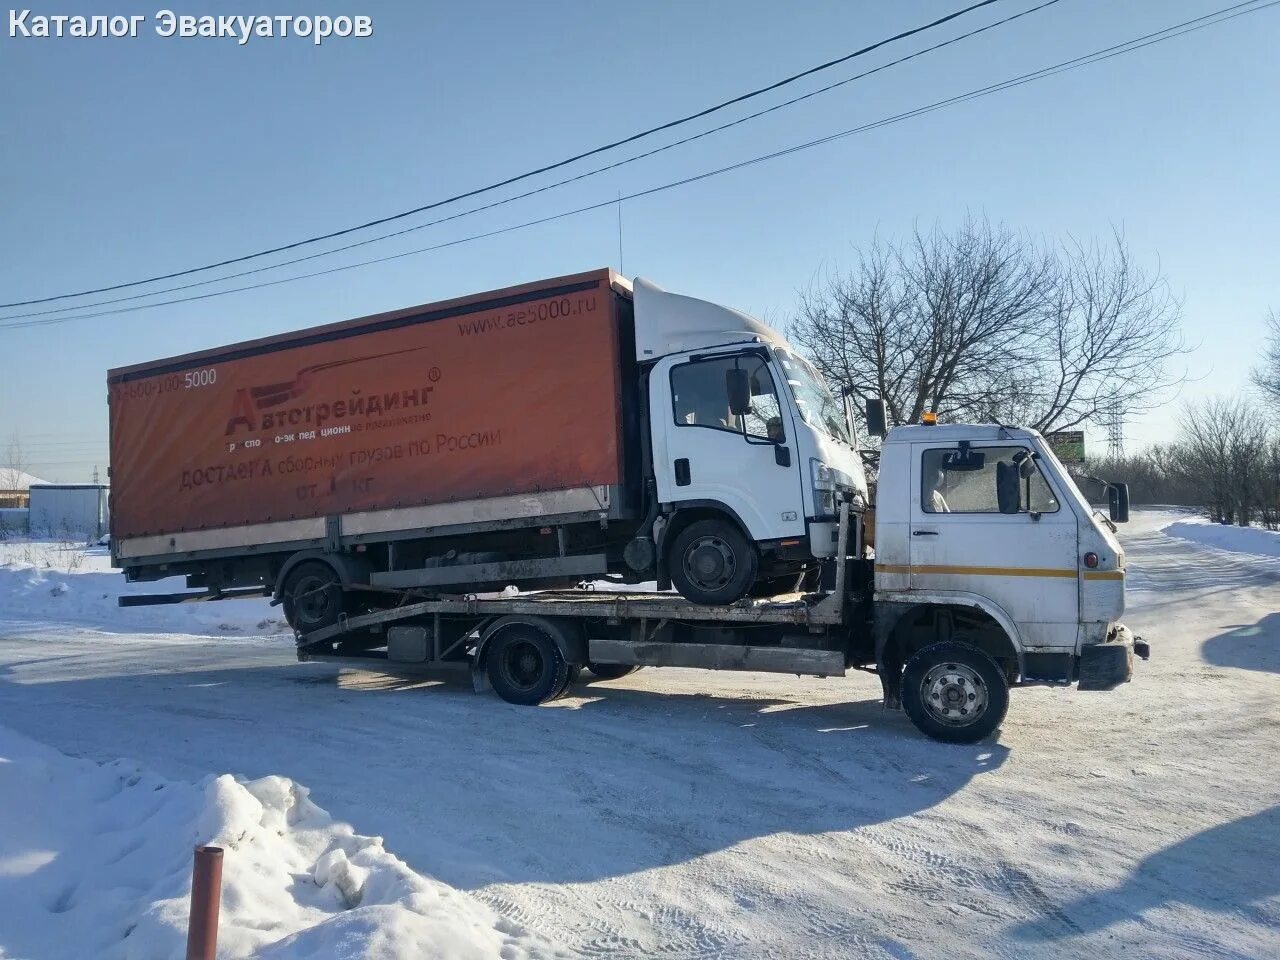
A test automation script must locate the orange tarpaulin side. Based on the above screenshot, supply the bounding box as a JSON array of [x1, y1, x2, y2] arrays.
[[108, 271, 625, 539]]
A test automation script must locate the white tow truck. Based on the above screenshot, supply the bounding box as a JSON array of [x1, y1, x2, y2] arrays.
[[295, 406, 1147, 744], [113, 271, 1146, 742]]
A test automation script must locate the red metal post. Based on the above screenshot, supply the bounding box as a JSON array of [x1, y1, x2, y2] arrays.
[[186, 845, 224, 960]]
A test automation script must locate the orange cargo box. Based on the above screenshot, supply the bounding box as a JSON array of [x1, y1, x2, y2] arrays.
[[108, 270, 627, 541]]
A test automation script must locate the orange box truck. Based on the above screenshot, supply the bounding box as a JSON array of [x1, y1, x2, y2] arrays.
[[111, 268, 867, 629]]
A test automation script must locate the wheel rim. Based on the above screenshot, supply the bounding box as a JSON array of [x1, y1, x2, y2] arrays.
[[500, 638, 545, 692], [920, 661, 989, 726], [683, 535, 737, 592], [294, 575, 337, 626]]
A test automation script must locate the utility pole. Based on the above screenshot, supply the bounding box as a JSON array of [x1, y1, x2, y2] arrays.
[[616, 189, 624, 276]]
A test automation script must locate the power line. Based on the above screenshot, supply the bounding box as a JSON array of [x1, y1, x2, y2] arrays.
[[17, 464, 103, 472], [6, 443, 109, 451], [1, 444, 103, 455], [0, 0, 1007, 309], [1, 0, 1272, 333], [3, 0, 1265, 330], [0, 0, 1064, 324], [0, 437, 107, 448], [1, 431, 103, 439]]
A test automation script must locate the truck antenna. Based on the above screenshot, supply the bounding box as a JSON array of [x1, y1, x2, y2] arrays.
[[616, 189, 624, 276]]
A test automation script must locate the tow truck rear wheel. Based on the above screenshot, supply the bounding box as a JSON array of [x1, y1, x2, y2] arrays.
[[901, 641, 1009, 744], [487, 625, 570, 706]]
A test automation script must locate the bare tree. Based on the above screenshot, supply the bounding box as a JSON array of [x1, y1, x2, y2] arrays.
[[793, 217, 1051, 427], [0, 435, 31, 537], [1250, 309, 1280, 403], [791, 218, 1186, 433], [0, 433, 30, 491], [1079, 421, 1280, 524], [1009, 234, 1185, 431], [1177, 396, 1271, 525], [1259, 434, 1280, 529]]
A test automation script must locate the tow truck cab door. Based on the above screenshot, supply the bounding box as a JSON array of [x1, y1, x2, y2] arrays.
[[908, 440, 1080, 654], [649, 349, 806, 541]]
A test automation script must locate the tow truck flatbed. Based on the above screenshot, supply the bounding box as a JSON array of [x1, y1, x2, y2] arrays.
[[294, 503, 856, 685], [296, 587, 847, 650], [294, 585, 856, 684]]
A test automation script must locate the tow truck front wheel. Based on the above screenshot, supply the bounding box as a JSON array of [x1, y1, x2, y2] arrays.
[[901, 641, 1009, 744]]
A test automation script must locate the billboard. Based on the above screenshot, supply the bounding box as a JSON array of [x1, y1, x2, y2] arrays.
[[1047, 430, 1086, 464]]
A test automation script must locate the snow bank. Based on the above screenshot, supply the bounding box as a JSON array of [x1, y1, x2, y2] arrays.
[[0, 540, 286, 637], [1162, 516, 1280, 559], [0, 723, 561, 960]]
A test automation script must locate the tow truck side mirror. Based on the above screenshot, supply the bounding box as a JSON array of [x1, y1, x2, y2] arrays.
[[996, 461, 1021, 515], [1108, 483, 1130, 524], [865, 398, 887, 438]]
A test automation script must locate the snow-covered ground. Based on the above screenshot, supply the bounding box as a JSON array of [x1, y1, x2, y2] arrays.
[[0, 542, 562, 959], [1163, 513, 1280, 561], [0, 512, 1277, 959], [0, 725, 560, 960], [0, 540, 285, 637]]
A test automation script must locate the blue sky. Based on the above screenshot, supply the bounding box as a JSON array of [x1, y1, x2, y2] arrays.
[[2, 0, 1277, 481]]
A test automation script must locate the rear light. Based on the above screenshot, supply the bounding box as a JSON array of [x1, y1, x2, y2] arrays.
[[1083, 552, 1099, 568]]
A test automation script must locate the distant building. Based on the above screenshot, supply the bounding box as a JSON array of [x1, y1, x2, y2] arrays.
[[28, 484, 110, 539], [0, 469, 48, 509]]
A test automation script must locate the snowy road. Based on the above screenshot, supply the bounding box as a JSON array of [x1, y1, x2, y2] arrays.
[[1, 510, 1277, 958]]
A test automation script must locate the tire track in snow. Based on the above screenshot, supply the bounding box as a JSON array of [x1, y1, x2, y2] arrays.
[[481, 886, 748, 960], [849, 821, 1083, 943]]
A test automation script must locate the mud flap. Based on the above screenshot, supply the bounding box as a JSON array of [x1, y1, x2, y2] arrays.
[[879, 665, 902, 710], [1078, 623, 1145, 691]]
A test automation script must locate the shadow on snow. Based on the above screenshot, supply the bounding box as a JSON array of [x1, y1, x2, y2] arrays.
[[1201, 613, 1280, 675], [0, 653, 1006, 890], [1010, 805, 1280, 948]]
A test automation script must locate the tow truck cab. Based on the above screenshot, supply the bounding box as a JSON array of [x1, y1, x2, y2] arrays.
[[869, 421, 1141, 716]]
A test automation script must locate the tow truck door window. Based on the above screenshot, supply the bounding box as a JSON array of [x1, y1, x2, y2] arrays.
[[910, 442, 1079, 651], [921, 446, 1060, 514]]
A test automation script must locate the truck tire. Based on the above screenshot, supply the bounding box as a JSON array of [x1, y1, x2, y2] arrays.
[[281, 561, 349, 633], [586, 662, 640, 681], [668, 519, 759, 605], [486, 625, 570, 706], [900, 641, 1009, 744], [548, 664, 581, 701]]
